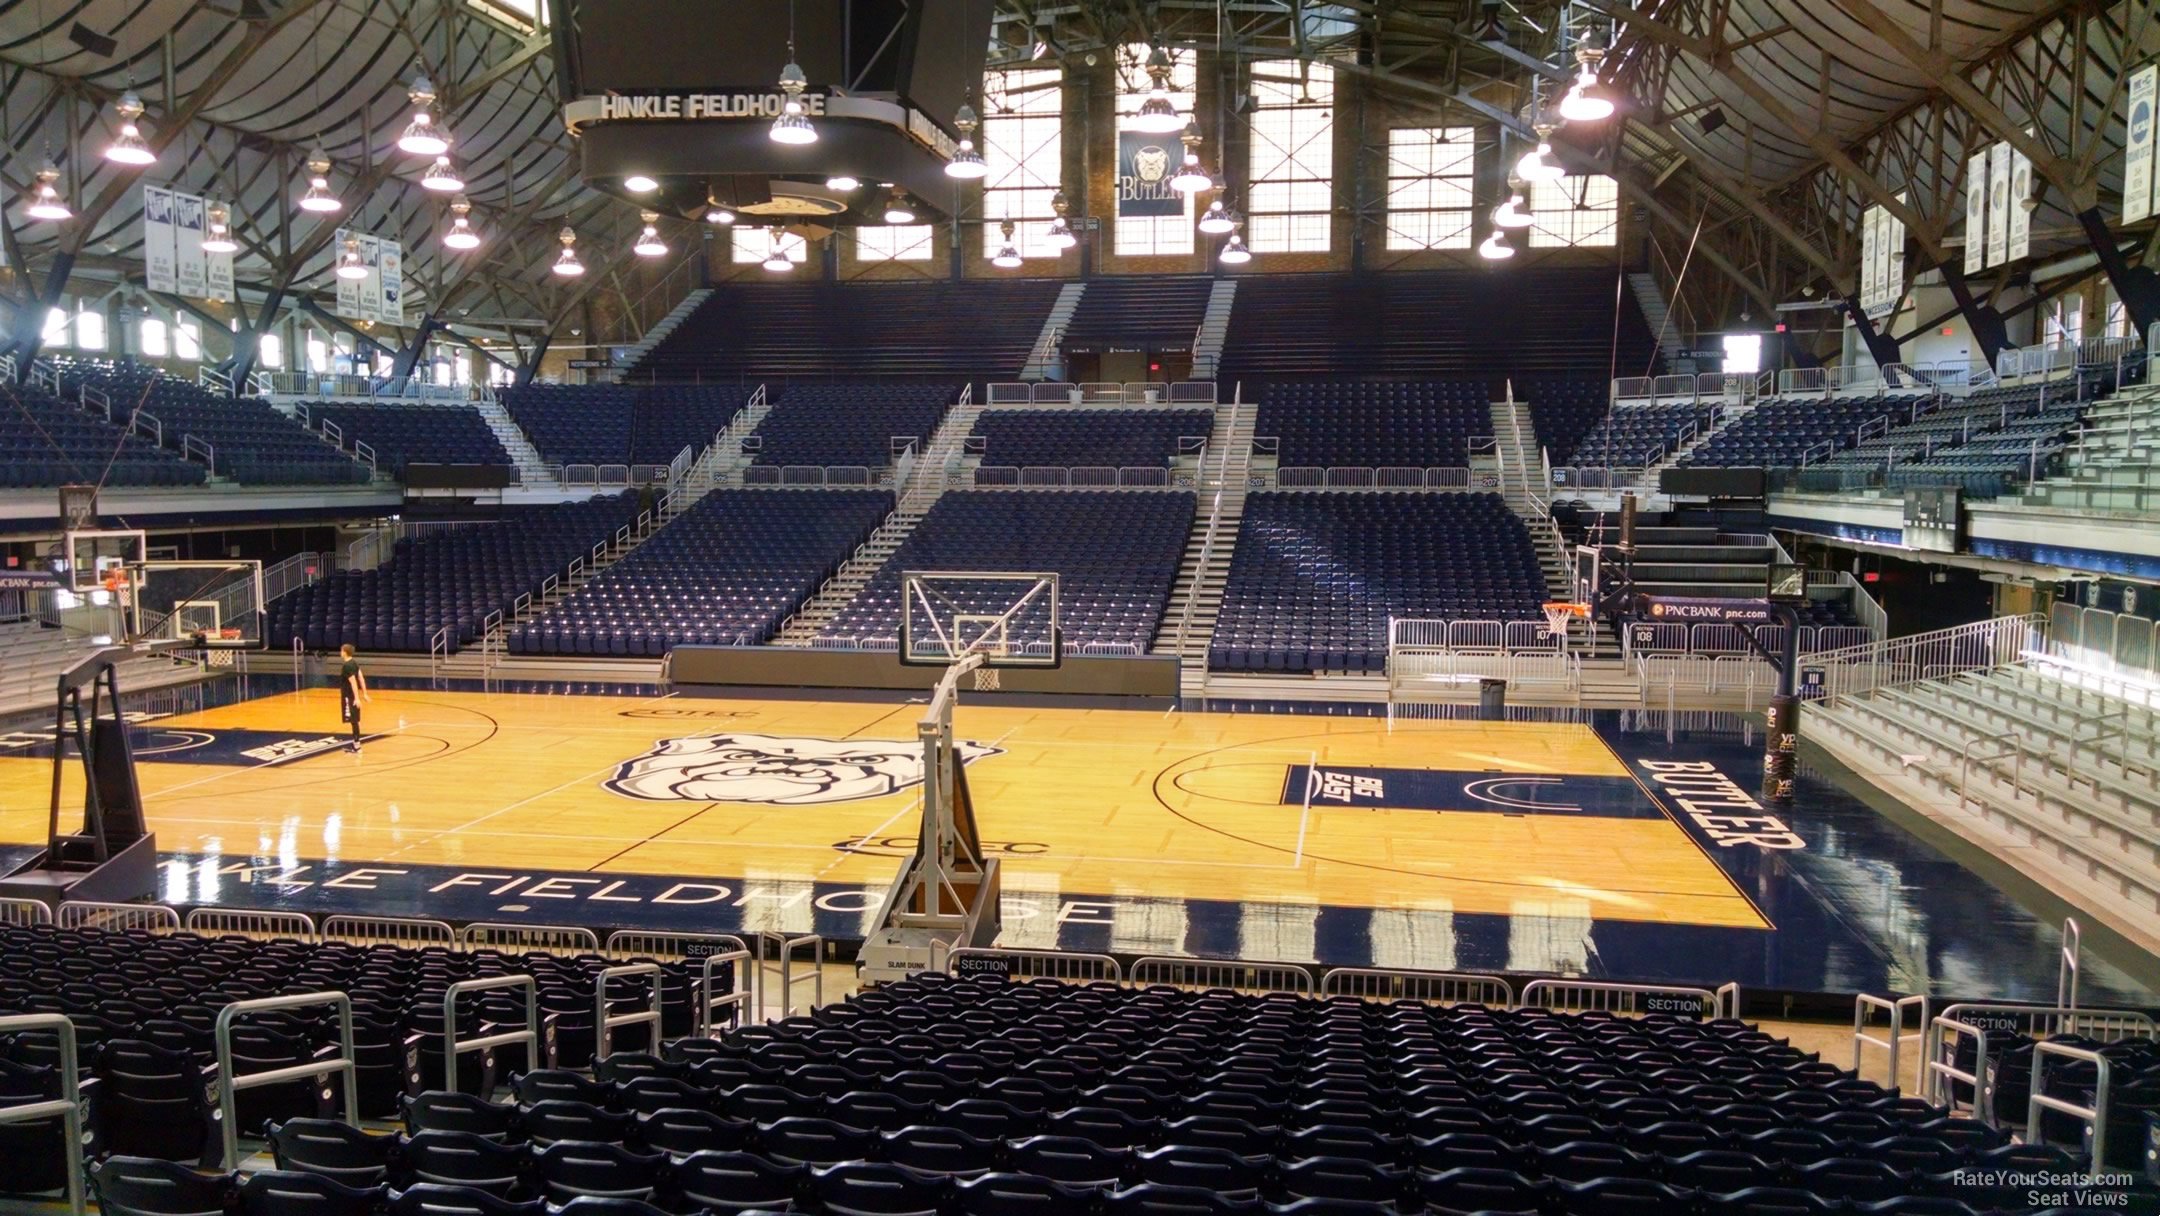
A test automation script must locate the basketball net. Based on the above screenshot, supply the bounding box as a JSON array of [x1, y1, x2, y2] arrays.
[[1542, 601, 1589, 641]]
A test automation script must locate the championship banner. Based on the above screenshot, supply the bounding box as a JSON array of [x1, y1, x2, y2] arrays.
[[2006, 136, 2032, 263], [1987, 142, 2010, 267], [334, 228, 361, 318], [1964, 152, 1987, 274], [174, 192, 208, 299], [377, 240, 403, 325], [1859, 206, 1879, 315], [1117, 130, 1182, 218], [2126, 65, 2155, 226], [143, 186, 178, 294]]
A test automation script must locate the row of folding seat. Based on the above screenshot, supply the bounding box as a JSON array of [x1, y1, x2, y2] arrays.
[[971, 409, 1213, 468], [747, 383, 958, 469], [307, 402, 514, 473], [633, 281, 1057, 380], [0, 384, 209, 486], [76, 364, 372, 484], [91, 1157, 713, 1216]]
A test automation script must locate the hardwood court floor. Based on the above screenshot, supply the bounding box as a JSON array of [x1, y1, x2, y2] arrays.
[[0, 687, 1766, 929]]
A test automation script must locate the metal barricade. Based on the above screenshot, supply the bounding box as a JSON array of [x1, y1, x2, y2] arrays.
[[1923, 1002, 2158, 1118], [442, 975, 542, 1090], [1852, 993, 1929, 1091], [1520, 979, 1738, 1019], [756, 932, 824, 1019], [0, 1014, 84, 1216], [0, 898, 52, 927], [184, 908, 319, 941], [594, 964, 663, 1061], [459, 922, 601, 955], [2029, 1040, 2111, 1173], [1318, 968, 1513, 1008], [215, 992, 359, 1169], [56, 901, 180, 933], [946, 948, 1122, 983], [321, 916, 458, 949], [1128, 957, 1314, 995]]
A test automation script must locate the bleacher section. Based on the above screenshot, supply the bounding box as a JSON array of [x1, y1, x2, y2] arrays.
[[1062, 276, 1211, 349], [305, 404, 512, 475], [0, 384, 205, 487], [972, 409, 1213, 468], [1253, 382, 1490, 469], [1211, 493, 1546, 673], [1517, 378, 1608, 464], [1220, 269, 1657, 380], [510, 489, 892, 656], [1565, 400, 1714, 468], [1805, 382, 2095, 498], [821, 491, 1194, 651], [500, 385, 749, 468], [10, 946, 2125, 1215], [1680, 394, 1888, 469], [268, 495, 640, 652], [632, 385, 753, 466], [72, 365, 369, 484], [749, 383, 957, 469], [631, 280, 1061, 379]]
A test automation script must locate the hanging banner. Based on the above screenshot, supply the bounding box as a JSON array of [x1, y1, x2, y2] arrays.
[[1987, 142, 2010, 267], [205, 237, 234, 304], [143, 186, 178, 294], [2126, 66, 2156, 226], [334, 228, 361, 319], [1884, 192, 1906, 319], [1964, 152, 1987, 275], [1116, 130, 1183, 218], [1858, 206, 1878, 315], [173, 193, 208, 299], [362, 235, 386, 324], [2007, 136, 2032, 263], [378, 239, 403, 325]]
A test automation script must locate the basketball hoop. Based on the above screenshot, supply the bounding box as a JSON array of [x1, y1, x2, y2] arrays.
[[1541, 600, 1590, 640]]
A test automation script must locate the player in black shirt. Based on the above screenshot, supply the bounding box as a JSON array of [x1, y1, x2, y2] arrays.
[[337, 644, 371, 754]]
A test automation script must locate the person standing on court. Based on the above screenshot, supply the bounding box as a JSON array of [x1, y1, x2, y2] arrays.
[[338, 644, 372, 754]]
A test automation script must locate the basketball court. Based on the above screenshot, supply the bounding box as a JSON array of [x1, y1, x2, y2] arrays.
[[3, 676, 2152, 1005]]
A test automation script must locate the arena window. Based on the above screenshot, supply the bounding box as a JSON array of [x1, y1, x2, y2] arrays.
[[732, 227, 808, 267], [1527, 172, 1618, 247], [2044, 293, 2082, 345], [982, 67, 1064, 259], [855, 224, 934, 262], [1249, 60, 1334, 254], [138, 317, 169, 357], [175, 317, 203, 361], [2106, 290, 2132, 339], [75, 308, 106, 351], [258, 331, 283, 369], [468, 0, 544, 28], [306, 331, 329, 374], [1114, 44, 1195, 257], [1384, 126, 1476, 251], [42, 307, 70, 350]]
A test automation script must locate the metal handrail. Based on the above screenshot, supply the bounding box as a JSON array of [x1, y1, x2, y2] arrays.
[[442, 975, 542, 1089], [0, 1014, 84, 1216], [698, 951, 756, 1035], [1852, 993, 1929, 1092], [1520, 979, 1738, 1019], [593, 964, 663, 1062], [755, 933, 824, 1020], [215, 991, 359, 1169], [2028, 1040, 2110, 1173], [1319, 967, 1514, 1007]]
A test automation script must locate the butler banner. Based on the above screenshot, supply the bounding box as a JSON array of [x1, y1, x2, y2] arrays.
[[1118, 130, 1182, 218]]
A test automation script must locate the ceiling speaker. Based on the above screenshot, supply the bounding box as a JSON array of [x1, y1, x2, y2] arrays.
[[1698, 107, 1727, 136], [68, 22, 117, 57]]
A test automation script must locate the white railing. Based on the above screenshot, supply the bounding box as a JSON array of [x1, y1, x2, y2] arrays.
[[969, 465, 1174, 488], [744, 464, 878, 486], [1812, 613, 2048, 702], [1268, 466, 1473, 489], [1612, 371, 1763, 407], [2050, 601, 2159, 685], [983, 380, 1210, 407]]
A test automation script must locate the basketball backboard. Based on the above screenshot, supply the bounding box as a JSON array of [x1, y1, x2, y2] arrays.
[[899, 571, 1060, 668], [128, 560, 265, 649], [59, 529, 146, 593]]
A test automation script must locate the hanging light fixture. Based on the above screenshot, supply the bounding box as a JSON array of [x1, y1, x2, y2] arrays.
[[634, 211, 668, 257], [991, 219, 1023, 269], [883, 192, 916, 224], [298, 147, 341, 213], [946, 104, 988, 179], [1478, 228, 1515, 260], [397, 75, 450, 156], [1218, 229, 1251, 265], [336, 235, 369, 278], [420, 154, 464, 192], [552, 226, 584, 276], [201, 201, 239, 253], [103, 91, 156, 167], [1170, 122, 1213, 194], [1493, 177, 1533, 229], [771, 1, 818, 147], [1558, 34, 1614, 123], [623, 174, 659, 194], [24, 162, 72, 221], [1132, 47, 1186, 134], [1197, 198, 1234, 235], [443, 195, 481, 250], [825, 174, 861, 192], [704, 193, 736, 225], [1045, 190, 1077, 250], [1516, 121, 1566, 183], [760, 234, 794, 273]]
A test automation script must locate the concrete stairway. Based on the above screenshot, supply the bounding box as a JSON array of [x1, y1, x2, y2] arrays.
[[771, 391, 986, 646], [1191, 281, 1237, 381], [1488, 401, 1569, 598], [475, 390, 557, 487], [622, 288, 712, 372], [1020, 284, 1086, 380], [1627, 271, 1678, 361], [2017, 383, 2160, 512], [1153, 397, 1255, 696], [1638, 400, 1758, 485], [685, 385, 776, 497]]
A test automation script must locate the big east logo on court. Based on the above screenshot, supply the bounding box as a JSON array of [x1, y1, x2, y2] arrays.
[[604, 733, 1002, 805]]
